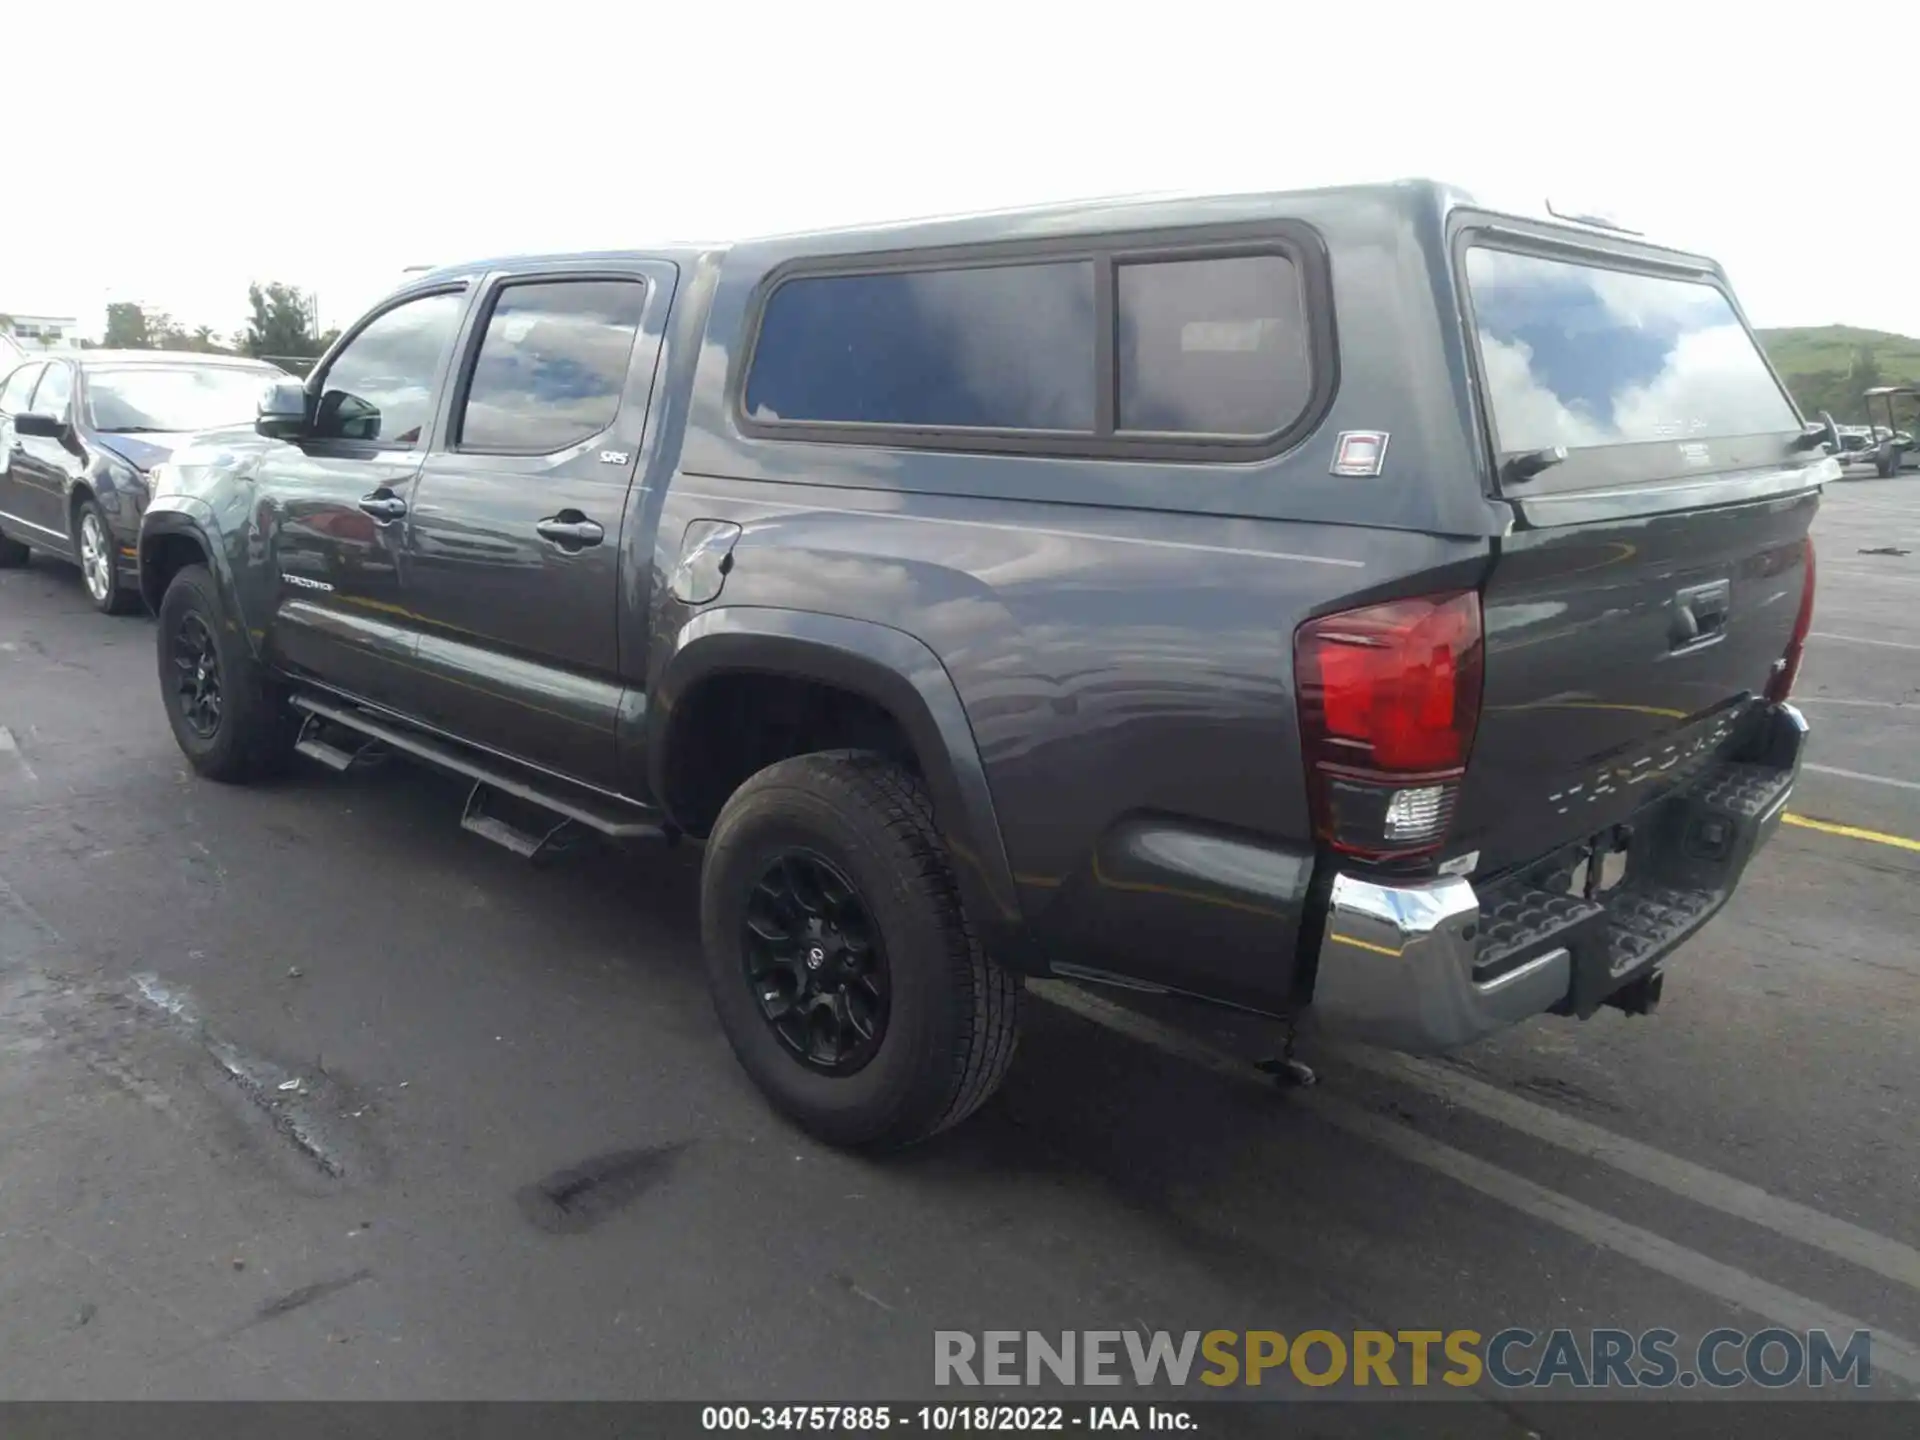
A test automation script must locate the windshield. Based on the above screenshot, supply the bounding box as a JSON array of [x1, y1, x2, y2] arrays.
[[1465, 248, 1799, 454], [85, 366, 275, 433]]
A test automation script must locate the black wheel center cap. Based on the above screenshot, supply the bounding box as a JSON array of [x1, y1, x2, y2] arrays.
[[802, 918, 848, 979]]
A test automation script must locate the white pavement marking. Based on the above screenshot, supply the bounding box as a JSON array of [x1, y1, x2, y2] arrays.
[[1031, 980, 1920, 1388], [1307, 1094, 1920, 1388], [0, 726, 35, 783], [1823, 504, 1920, 520], [1811, 631, 1920, 652], [1794, 698, 1912, 709], [1821, 572, 1920, 589], [1804, 763, 1920, 794], [1336, 1047, 1920, 1296]]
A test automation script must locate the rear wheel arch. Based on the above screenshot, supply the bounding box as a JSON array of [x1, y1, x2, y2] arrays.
[[649, 610, 1027, 960]]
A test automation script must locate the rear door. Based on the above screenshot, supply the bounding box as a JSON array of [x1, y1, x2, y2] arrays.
[[263, 286, 469, 708], [11, 361, 80, 540], [399, 264, 675, 789], [1453, 233, 1822, 873], [0, 362, 45, 539]]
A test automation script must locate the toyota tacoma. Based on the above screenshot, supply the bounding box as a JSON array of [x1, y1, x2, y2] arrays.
[[139, 182, 1825, 1148]]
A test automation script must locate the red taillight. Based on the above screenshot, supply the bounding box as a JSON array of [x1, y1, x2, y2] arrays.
[[1765, 537, 1816, 704], [1298, 592, 1485, 772], [1296, 591, 1485, 857]]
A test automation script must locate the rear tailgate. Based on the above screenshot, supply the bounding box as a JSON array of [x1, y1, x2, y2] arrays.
[[1455, 487, 1815, 873], [1451, 236, 1824, 875]]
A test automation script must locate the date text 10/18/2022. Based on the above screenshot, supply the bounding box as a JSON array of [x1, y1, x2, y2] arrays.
[[702, 1406, 1194, 1432]]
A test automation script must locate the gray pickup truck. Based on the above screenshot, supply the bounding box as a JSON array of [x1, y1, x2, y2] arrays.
[[138, 180, 1825, 1148]]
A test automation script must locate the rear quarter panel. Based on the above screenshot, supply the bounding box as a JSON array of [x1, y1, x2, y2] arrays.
[[647, 474, 1486, 1007]]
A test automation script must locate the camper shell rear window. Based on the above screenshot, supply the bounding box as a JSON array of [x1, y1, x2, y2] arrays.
[[1463, 242, 1801, 491]]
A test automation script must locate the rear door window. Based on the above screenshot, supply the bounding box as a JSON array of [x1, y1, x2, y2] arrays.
[[1465, 247, 1799, 455], [1116, 254, 1311, 436], [457, 279, 648, 453], [1, 363, 43, 414]]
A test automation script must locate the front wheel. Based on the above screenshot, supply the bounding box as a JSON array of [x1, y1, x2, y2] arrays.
[[74, 498, 138, 614], [155, 563, 297, 782], [701, 751, 1022, 1150]]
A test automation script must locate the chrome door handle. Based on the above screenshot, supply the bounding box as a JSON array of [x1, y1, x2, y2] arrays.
[[358, 492, 408, 522]]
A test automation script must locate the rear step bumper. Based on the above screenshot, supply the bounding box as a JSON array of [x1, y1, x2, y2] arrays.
[[1309, 701, 1806, 1053]]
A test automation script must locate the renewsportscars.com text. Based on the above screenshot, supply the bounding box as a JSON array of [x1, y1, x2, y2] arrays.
[[934, 1327, 1874, 1390]]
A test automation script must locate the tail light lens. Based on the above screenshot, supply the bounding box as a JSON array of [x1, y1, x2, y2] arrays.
[[1764, 537, 1816, 704], [1295, 591, 1485, 858]]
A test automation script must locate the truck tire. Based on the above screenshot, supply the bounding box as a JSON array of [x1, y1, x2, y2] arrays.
[[701, 750, 1022, 1150], [155, 563, 297, 783]]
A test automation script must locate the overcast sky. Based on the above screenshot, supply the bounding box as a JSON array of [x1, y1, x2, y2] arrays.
[[9, 1, 1911, 341]]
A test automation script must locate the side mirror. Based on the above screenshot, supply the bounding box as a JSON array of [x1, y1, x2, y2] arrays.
[[256, 380, 311, 439], [1789, 410, 1841, 454], [13, 410, 67, 439]]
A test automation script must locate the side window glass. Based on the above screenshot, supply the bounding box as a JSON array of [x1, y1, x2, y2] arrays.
[[745, 262, 1098, 431], [457, 279, 646, 452], [1, 364, 43, 414], [1116, 254, 1310, 436], [30, 364, 72, 420], [313, 291, 466, 446]]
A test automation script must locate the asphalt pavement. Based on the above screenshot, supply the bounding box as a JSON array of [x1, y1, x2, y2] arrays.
[[0, 475, 1915, 1425]]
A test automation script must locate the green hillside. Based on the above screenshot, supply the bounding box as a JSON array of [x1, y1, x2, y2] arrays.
[[1757, 325, 1920, 425]]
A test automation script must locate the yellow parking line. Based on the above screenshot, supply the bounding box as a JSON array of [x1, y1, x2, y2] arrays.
[[1783, 813, 1920, 853]]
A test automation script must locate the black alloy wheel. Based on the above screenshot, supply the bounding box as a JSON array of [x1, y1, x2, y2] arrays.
[[742, 850, 891, 1074], [170, 610, 224, 739]]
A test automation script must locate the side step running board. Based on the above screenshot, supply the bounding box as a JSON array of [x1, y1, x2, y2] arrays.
[[294, 710, 389, 772], [461, 781, 582, 863], [287, 694, 668, 855]]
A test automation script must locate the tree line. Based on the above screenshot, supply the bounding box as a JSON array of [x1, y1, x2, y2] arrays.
[[98, 283, 342, 363], [1784, 345, 1905, 427]]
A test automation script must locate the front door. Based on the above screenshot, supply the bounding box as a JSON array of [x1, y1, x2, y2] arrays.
[[262, 287, 469, 710], [401, 266, 674, 790]]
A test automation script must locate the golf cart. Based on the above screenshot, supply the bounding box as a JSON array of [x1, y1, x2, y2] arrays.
[[1862, 385, 1918, 476]]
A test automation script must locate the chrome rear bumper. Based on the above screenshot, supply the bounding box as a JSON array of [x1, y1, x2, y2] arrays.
[[1309, 874, 1571, 1052], [1308, 702, 1805, 1053]]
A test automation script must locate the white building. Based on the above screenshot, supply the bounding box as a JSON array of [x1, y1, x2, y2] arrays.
[[0, 313, 81, 348]]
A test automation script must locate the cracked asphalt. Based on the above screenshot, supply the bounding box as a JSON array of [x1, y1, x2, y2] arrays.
[[0, 475, 1915, 1426]]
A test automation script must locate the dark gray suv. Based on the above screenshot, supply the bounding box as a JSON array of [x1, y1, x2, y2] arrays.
[[138, 180, 1824, 1148]]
